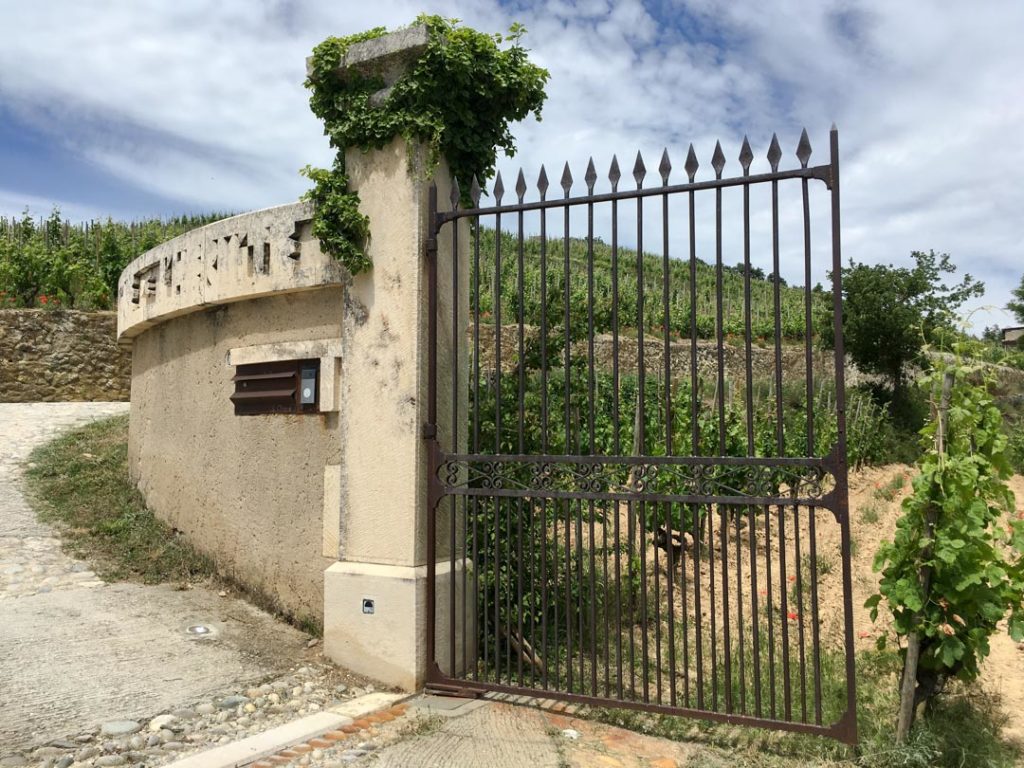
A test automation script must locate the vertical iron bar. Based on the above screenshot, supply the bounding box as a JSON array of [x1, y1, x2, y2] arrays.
[[494, 213, 502, 453], [715, 168, 732, 713], [563, 187, 574, 694], [636, 182, 650, 703], [743, 159, 762, 715], [473, 215, 482, 681], [831, 126, 858, 745], [688, 176, 704, 711], [539, 187, 551, 691], [516, 199, 526, 688], [494, 491, 501, 684], [587, 193, 599, 698], [661, 175, 676, 708], [794, 505, 807, 721], [566, 497, 574, 692], [804, 168, 823, 724], [772, 174, 792, 721], [611, 184, 623, 701], [450, 190, 459, 679], [628, 499, 636, 700], [425, 183, 438, 679]]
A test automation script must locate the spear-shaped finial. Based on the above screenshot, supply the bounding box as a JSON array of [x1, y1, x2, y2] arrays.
[[584, 157, 597, 194], [739, 136, 753, 175], [608, 155, 621, 192], [515, 168, 527, 203], [659, 148, 672, 186], [711, 141, 726, 179], [795, 128, 812, 168], [767, 133, 782, 172], [684, 143, 699, 182]]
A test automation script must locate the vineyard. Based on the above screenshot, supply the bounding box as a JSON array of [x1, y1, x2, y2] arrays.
[[474, 228, 829, 343], [0, 210, 229, 310]]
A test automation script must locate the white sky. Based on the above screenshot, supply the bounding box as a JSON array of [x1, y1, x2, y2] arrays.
[[0, 0, 1021, 331]]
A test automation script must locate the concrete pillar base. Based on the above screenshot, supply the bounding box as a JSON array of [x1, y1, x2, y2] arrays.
[[323, 559, 473, 691]]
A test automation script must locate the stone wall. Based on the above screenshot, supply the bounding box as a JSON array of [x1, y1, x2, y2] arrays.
[[0, 310, 130, 402]]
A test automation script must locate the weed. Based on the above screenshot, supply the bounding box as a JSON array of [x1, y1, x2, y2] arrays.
[[860, 504, 881, 525], [872, 473, 906, 503]]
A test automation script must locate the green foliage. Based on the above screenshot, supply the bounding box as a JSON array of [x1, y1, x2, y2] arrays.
[[300, 160, 371, 275], [867, 351, 1024, 705], [304, 16, 548, 274], [475, 228, 829, 342], [0, 209, 228, 309], [1008, 274, 1024, 325], [824, 251, 984, 393]]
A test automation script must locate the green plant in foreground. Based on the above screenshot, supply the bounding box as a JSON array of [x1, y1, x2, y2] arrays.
[[866, 348, 1024, 737], [304, 16, 549, 275]]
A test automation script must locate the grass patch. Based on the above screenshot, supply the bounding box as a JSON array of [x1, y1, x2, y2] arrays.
[[872, 473, 908, 503], [587, 647, 1019, 766], [860, 505, 881, 525], [24, 414, 215, 585]]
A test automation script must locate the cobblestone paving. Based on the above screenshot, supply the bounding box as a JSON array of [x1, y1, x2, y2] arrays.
[[1, 403, 129, 600], [0, 403, 362, 766]]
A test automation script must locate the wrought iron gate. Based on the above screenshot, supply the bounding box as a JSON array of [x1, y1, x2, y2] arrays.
[[424, 127, 856, 744]]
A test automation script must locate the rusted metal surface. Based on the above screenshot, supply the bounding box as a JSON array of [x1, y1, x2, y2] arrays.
[[423, 128, 856, 744]]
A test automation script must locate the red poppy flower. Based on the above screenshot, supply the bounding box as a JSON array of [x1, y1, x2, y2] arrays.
[[787, 612, 799, 620]]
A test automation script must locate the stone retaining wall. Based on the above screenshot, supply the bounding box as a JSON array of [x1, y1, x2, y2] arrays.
[[0, 310, 130, 402]]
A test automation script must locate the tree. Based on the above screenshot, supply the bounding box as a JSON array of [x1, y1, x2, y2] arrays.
[[824, 251, 984, 394], [1009, 274, 1024, 325]]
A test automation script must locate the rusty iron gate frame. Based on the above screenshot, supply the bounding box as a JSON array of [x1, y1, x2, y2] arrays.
[[423, 127, 856, 744]]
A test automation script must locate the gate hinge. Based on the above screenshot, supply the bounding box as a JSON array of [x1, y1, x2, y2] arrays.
[[425, 236, 438, 258], [422, 423, 437, 439]]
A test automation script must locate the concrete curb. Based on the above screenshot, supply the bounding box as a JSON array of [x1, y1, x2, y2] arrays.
[[163, 692, 404, 768]]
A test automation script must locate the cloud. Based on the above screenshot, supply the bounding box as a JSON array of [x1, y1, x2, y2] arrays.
[[0, 0, 1021, 329]]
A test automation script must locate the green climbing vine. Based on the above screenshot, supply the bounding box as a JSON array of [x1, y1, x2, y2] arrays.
[[303, 15, 549, 275], [866, 346, 1024, 736]]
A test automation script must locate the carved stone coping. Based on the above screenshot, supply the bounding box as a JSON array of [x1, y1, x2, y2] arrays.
[[116, 201, 347, 343]]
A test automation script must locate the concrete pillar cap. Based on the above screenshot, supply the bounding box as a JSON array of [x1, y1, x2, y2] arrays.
[[305, 25, 430, 107]]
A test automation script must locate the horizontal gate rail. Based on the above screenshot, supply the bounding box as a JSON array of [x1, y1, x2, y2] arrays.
[[424, 127, 856, 745]]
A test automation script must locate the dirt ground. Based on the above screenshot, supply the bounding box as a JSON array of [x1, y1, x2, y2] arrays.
[[532, 462, 1024, 740]]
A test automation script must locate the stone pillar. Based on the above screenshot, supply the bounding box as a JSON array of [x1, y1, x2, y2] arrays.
[[320, 28, 470, 691]]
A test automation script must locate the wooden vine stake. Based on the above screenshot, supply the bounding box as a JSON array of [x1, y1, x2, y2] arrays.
[[895, 370, 953, 744]]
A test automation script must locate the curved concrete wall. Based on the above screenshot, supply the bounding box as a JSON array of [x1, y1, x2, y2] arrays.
[[122, 203, 348, 625]]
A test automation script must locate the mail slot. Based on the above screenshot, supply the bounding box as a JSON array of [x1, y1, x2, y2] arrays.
[[231, 359, 320, 415]]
